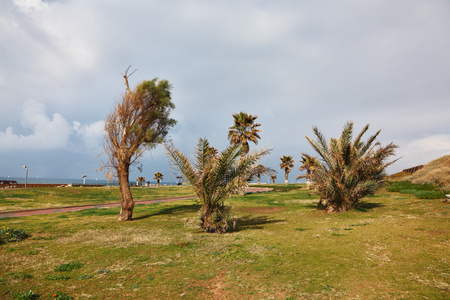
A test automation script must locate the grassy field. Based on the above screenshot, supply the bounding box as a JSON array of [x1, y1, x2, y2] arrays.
[[0, 186, 195, 212], [0, 184, 449, 299]]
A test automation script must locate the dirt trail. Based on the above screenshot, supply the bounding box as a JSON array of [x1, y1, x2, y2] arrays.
[[0, 187, 272, 219]]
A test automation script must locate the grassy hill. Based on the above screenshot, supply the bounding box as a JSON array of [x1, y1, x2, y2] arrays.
[[389, 155, 450, 190]]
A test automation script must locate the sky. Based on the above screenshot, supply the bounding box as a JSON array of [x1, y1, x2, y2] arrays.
[[1, 0, 449, 184]]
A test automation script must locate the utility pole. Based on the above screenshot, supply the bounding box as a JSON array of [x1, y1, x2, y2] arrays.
[[22, 165, 28, 188]]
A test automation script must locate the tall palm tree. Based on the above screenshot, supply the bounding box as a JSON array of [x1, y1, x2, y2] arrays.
[[296, 153, 319, 189], [228, 112, 261, 154], [280, 156, 294, 185], [306, 121, 398, 212], [165, 138, 268, 233], [153, 172, 164, 187]]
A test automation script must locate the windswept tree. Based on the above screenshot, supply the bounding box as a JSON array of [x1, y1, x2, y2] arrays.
[[296, 153, 319, 189], [306, 121, 398, 212], [154, 172, 164, 187], [280, 155, 294, 185], [165, 138, 268, 233], [228, 111, 261, 154], [103, 67, 177, 221]]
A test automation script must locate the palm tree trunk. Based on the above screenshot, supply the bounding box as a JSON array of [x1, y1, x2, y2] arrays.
[[284, 170, 289, 185], [117, 165, 134, 221]]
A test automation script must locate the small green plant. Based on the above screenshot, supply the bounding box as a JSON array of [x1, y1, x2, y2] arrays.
[[13, 273, 33, 280], [52, 291, 74, 300], [0, 227, 30, 243], [44, 274, 71, 280], [12, 290, 39, 300], [54, 261, 83, 272], [78, 274, 94, 280]]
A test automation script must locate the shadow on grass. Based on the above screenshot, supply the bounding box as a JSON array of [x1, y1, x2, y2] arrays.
[[314, 202, 384, 212], [133, 204, 201, 220], [355, 202, 383, 212], [233, 214, 285, 232]]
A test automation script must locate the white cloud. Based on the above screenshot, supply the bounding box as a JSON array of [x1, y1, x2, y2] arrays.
[[0, 99, 104, 152]]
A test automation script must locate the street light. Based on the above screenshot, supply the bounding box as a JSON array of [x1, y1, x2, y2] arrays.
[[22, 165, 28, 188]]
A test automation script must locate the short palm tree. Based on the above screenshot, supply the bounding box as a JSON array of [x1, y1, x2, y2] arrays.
[[280, 156, 294, 185], [165, 138, 267, 233], [306, 121, 398, 212], [153, 172, 164, 187], [249, 164, 277, 184], [228, 111, 261, 154], [137, 176, 146, 187], [270, 174, 277, 184], [296, 153, 319, 189]]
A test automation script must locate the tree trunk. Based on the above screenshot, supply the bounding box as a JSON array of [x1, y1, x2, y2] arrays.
[[284, 170, 289, 185], [118, 166, 134, 221]]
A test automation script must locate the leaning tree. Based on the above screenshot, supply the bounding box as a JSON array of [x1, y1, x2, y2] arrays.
[[305, 121, 398, 212], [103, 67, 176, 220]]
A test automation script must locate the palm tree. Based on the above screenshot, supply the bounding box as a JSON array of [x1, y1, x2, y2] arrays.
[[280, 156, 294, 185], [165, 138, 268, 233], [296, 153, 319, 189], [270, 174, 277, 184], [249, 164, 277, 184], [228, 111, 261, 154], [153, 172, 164, 187], [137, 176, 146, 187], [306, 121, 398, 212]]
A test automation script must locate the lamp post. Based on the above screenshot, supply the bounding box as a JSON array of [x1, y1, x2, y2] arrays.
[[22, 166, 28, 188]]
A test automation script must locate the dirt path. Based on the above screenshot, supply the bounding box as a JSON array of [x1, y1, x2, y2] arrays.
[[0, 187, 272, 219]]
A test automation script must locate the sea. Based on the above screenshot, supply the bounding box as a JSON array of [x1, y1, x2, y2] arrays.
[[0, 177, 175, 186]]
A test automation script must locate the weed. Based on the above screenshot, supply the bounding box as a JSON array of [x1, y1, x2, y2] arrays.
[[0, 227, 29, 243], [78, 274, 93, 280], [54, 261, 83, 272], [44, 275, 71, 280], [13, 273, 33, 280], [11, 290, 39, 300]]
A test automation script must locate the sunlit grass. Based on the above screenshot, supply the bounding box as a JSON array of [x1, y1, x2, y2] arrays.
[[0, 184, 449, 299]]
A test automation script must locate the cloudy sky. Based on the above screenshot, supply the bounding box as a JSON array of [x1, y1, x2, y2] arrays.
[[1, 0, 449, 184]]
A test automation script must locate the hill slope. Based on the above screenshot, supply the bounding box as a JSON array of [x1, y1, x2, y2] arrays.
[[391, 155, 450, 190]]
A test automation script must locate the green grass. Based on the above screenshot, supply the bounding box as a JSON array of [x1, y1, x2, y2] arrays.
[[386, 181, 449, 199], [0, 185, 195, 211], [0, 184, 449, 299]]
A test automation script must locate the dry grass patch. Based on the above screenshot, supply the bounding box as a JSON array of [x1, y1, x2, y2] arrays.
[[57, 228, 177, 247]]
